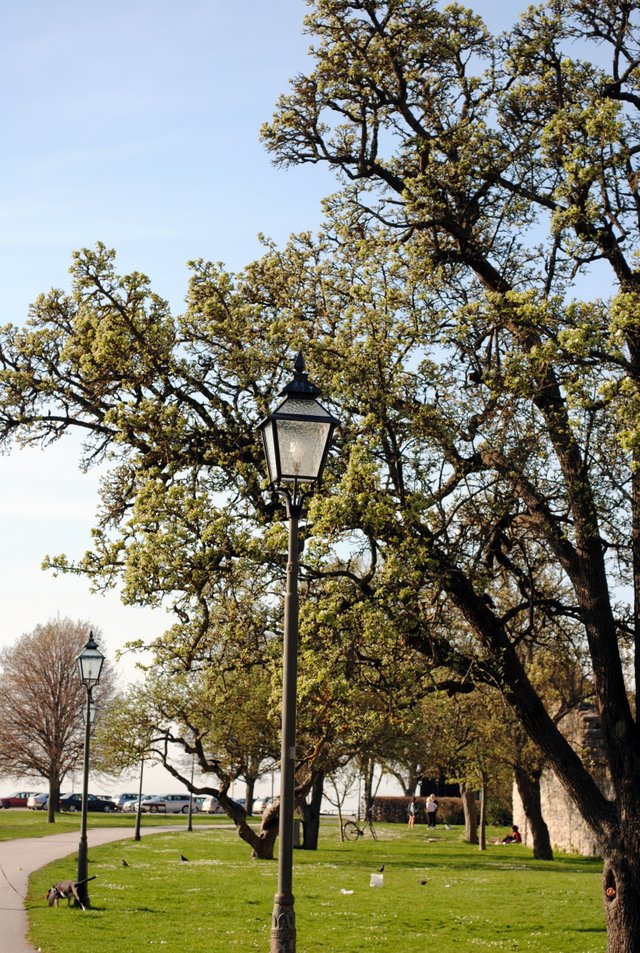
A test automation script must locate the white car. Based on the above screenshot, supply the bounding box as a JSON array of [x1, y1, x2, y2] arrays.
[[200, 795, 224, 814], [136, 794, 200, 814], [27, 792, 49, 810]]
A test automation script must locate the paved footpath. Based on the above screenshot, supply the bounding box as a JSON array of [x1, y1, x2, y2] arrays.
[[0, 826, 176, 953]]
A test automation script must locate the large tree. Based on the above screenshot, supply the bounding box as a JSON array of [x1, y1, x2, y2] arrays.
[[259, 2, 640, 949], [0, 618, 113, 822]]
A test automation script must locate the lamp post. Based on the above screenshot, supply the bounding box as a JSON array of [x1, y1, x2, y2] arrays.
[[134, 756, 145, 842], [83, 698, 98, 729], [187, 750, 196, 832], [75, 631, 105, 908], [258, 353, 338, 953]]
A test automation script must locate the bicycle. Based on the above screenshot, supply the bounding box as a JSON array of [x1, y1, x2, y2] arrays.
[[342, 814, 378, 841]]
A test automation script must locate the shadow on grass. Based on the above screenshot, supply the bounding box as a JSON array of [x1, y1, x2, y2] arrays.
[[328, 838, 602, 877], [84, 905, 163, 914]]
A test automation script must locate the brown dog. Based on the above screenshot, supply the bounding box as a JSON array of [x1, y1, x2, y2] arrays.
[[47, 875, 96, 910]]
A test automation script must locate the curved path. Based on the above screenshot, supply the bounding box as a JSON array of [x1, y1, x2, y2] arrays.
[[0, 826, 176, 953]]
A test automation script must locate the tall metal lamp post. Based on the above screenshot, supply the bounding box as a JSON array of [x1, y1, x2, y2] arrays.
[[75, 631, 105, 908], [258, 353, 339, 953], [134, 756, 145, 842]]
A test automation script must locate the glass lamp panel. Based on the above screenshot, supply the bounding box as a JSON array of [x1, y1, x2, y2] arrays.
[[76, 648, 104, 687], [275, 417, 332, 482], [261, 419, 279, 484], [279, 397, 332, 418]]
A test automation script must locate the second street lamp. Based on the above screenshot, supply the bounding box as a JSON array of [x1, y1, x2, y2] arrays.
[[258, 352, 339, 953], [75, 631, 105, 909]]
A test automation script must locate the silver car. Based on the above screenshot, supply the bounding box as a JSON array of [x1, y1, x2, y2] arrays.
[[114, 793, 142, 811], [136, 794, 200, 814]]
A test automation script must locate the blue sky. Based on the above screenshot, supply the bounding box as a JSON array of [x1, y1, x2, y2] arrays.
[[0, 0, 528, 682], [0, 0, 334, 323]]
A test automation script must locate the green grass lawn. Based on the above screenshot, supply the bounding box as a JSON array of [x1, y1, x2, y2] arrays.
[[22, 821, 606, 953], [0, 809, 218, 841]]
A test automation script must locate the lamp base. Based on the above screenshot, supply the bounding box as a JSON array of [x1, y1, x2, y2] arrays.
[[270, 894, 296, 953]]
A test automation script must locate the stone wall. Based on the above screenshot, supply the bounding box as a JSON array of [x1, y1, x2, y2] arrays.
[[512, 704, 613, 857]]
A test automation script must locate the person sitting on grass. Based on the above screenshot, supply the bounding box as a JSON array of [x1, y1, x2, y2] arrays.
[[502, 824, 522, 844]]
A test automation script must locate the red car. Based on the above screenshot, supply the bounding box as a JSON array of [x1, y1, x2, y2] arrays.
[[1, 790, 37, 808]]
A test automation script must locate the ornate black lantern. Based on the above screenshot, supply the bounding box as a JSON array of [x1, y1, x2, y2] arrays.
[[75, 632, 105, 689], [258, 353, 338, 491]]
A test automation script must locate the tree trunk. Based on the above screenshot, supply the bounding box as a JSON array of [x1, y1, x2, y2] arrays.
[[47, 776, 61, 824], [632, 448, 640, 719], [478, 779, 487, 852], [361, 758, 375, 818], [217, 789, 279, 859], [244, 777, 256, 816], [603, 833, 640, 953], [250, 818, 279, 859], [300, 772, 324, 850], [513, 765, 553, 860], [461, 784, 478, 844]]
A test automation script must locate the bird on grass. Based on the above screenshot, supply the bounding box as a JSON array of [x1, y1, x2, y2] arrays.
[[180, 854, 189, 862], [378, 865, 385, 873], [419, 880, 428, 886], [121, 859, 129, 868]]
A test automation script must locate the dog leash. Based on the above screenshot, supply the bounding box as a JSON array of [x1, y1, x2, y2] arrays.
[[0, 861, 34, 901]]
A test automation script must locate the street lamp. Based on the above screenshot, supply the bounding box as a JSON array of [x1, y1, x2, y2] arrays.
[[258, 352, 338, 953], [75, 631, 105, 908]]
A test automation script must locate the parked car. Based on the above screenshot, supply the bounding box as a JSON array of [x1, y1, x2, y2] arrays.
[[59, 793, 117, 813], [122, 796, 146, 813], [27, 792, 50, 810], [255, 797, 273, 813], [114, 793, 142, 811], [136, 794, 200, 814], [1, 790, 37, 808], [200, 795, 224, 814]]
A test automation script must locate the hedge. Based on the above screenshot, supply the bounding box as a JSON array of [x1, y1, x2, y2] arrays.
[[371, 795, 464, 825]]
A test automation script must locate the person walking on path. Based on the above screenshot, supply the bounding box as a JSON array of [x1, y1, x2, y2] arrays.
[[425, 793, 438, 828]]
